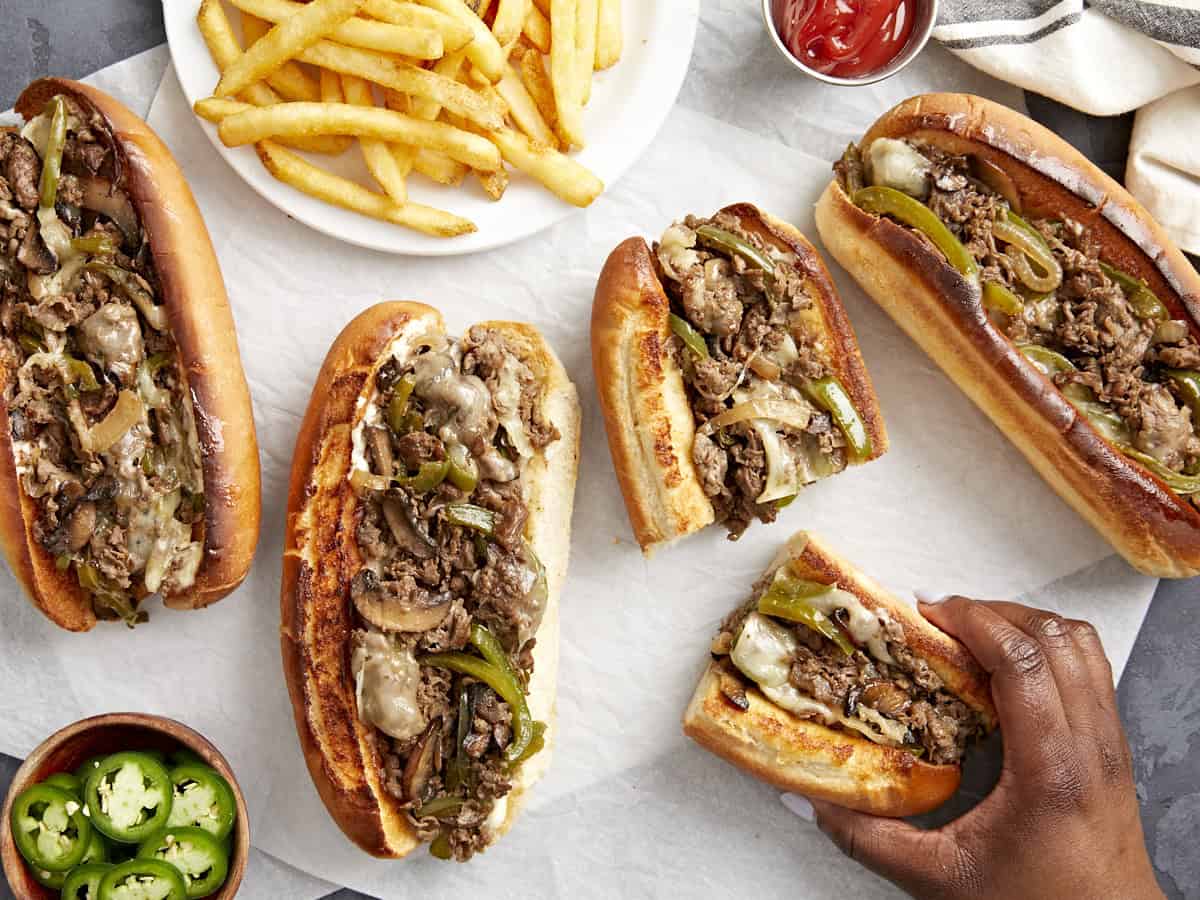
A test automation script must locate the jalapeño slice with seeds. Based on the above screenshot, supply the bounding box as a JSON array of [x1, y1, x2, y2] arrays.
[[83, 752, 173, 844]]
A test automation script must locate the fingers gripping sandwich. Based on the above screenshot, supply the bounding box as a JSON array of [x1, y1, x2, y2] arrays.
[[282, 302, 580, 860]]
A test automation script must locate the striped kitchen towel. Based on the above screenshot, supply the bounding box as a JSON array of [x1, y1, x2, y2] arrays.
[[935, 0, 1200, 254]]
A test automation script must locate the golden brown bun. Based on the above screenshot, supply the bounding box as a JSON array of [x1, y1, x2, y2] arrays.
[[683, 531, 996, 817], [280, 302, 580, 858], [814, 93, 1200, 578], [0, 78, 260, 630], [591, 204, 887, 555]]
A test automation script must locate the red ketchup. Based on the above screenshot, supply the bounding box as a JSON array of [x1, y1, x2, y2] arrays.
[[774, 0, 917, 79]]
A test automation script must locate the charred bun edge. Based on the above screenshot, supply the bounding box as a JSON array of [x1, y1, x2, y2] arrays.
[[682, 530, 996, 817], [280, 302, 580, 857], [814, 92, 1200, 578], [0, 78, 260, 630], [591, 204, 887, 556]]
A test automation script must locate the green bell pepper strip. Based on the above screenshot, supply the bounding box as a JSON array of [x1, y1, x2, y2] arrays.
[[774, 494, 797, 510], [136, 826, 229, 899], [38, 97, 68, 211], [1018, 344, 1076, 376], [505, 720, 547, 768], [802, 377, 872, 462], [444, 502, 496, 535], [386, 375, 418, 433], [446, 443, 479, 493], [397, 459, 449, 493], [758, 577, 855, 656], [1120, 447, 1200, 495], [83, 752, 174, 844], [428, 831, 453, 860], [445, 688, 472, 793], [61, 862, 114, 900], [1099, 261, 1168, 321], [96, 858, 187, 900], [66, 357, 101, 391], [468, 624, 537, 764], [668, 313, 709, 359], [165, 764, 236, 842], [982, 280, 1024, 316], [853, 186, 980, 280], [43, 773, 83, 798], [19, 332, 45, 354], [414, 796, 465, 820], [419, 649, 535, 765], [1165, 369, 1200, 424], [71, 233, 119, 256], [10, 783, 92, 872], [695, 225, 777, 281]]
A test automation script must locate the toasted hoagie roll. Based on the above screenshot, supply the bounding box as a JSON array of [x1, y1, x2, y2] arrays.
[[281, 302, 580, 860], [816, 93, 1200, 578], [0, 78, 260, 630], [592, 205, 887, 554], [684, 531, 996, 816]]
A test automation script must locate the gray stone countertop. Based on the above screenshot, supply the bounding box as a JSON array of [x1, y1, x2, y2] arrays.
[[0, 2, 1196, 899]]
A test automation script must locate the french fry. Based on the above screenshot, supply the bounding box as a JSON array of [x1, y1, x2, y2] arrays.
[[490, 127, 601, 206], [341, 75, 408, 203], [549, 0, 584, 148], [595, 0, 621, 69], [514, 44, 561, 148], [196, 0, 345, 153], [215, 0, 365, 98], [298, 40, 505, 131], [256, 140, 475, 236], [492, 0, 529, 48], [407, 49, 467, 121], [522, 4, 551, 53], [192, 96, 349, 155], [413, 0, 506, 82], [232, 0, 444, 60], [575, 0, 598, 104], [413, 149, 469, 185], [360, 0, 474, 51], [496, 64, 556, 147], [240, 11, 321, 101], [317, 69, 356, 153], [218, 102, 503, 172], [531, 0, 549, 14], [475, 166, 509, 201]]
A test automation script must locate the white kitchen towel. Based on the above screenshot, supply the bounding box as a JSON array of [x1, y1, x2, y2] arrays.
[[933, 0, 1200, 254]]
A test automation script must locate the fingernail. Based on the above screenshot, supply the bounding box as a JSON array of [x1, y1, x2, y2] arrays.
[[780, 793, 814, 821], [914, 588, 948, 605]]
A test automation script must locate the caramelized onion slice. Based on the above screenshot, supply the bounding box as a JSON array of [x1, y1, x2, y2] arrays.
[[699, 399, 813, 435]]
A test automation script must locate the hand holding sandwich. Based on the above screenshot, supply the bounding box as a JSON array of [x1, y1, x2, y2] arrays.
[[807, 595, 1163, 900]]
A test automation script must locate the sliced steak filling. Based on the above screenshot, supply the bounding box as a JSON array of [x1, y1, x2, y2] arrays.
[[349, 325, 557, 862], [1, 94, 204, 624], [653, 213, 863, 539]]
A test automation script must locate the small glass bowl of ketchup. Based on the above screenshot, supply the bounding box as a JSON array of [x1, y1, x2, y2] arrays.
[[762, 0, 939, 85]]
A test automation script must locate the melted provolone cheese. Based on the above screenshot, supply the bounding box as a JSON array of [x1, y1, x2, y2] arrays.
[[865, 137, 932, 198]]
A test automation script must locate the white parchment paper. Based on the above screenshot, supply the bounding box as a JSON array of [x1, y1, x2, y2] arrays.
[[0, 12, 1161, 898]]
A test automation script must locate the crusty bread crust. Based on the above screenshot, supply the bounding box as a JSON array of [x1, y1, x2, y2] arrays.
[[814, 93, 1200, 578], [591, 204, 887, 556], [682, 530, 995, 817], [280, 302, 580, 858], [0, 79, 260, 630]]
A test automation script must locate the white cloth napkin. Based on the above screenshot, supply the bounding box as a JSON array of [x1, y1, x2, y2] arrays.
[[933, 0, 1200, 254]]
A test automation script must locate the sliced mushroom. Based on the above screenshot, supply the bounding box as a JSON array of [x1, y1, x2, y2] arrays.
[[79, 175, 139, 247], [861, 681, 911, 717], [66, 500, 96, 552], [400, 719, 441, 803], [366, 425, 394, 477], [381, 497, 436, 560], [17, 221, 57, 274], [716, 663, 750, 712], [354, 580, 452, 633]]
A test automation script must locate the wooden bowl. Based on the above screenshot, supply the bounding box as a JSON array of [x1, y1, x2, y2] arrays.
[[0, 713, 249, 900]]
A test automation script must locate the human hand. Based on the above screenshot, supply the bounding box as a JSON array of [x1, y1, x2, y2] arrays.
[[795, 595, 1164, 900]]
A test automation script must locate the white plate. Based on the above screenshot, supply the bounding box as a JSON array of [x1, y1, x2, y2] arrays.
[[162, 0, 699, 255]]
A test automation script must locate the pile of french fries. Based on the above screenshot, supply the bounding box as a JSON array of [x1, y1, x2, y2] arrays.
[[193, 0, 621, 238]]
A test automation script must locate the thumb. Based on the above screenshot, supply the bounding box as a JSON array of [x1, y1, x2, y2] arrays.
[[809, 799, 962, 897]]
